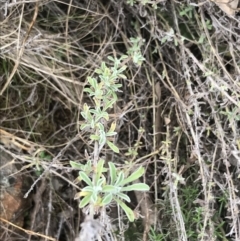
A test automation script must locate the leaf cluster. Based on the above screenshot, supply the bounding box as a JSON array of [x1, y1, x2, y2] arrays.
[[71, 42, 149, 222], [71, 160, 149, 221]]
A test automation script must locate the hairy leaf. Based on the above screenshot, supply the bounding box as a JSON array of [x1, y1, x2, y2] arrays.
[[79, 171, 93, 187], [121, 166, 145, 185], [121, 183, 149, 191]]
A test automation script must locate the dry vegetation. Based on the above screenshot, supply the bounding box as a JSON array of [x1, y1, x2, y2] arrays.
[[0, 0, 240, 241]]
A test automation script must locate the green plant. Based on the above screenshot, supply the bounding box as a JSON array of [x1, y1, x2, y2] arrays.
[[149, 227, 168, 241], [22, 150, 52, 176], [127, 37, 145, 66], [179, 5, 194, 18], [70, 38, 149, 222], [181, 185, 200, 240]]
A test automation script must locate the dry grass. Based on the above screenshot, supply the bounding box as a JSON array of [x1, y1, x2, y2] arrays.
[[0, 0, 240, 241]]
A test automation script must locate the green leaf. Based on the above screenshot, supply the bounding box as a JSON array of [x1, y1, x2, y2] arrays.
[[95, 68, 102, 74], [101, 193, 113, 205], [95, 111, 109, 122], [96, 159, 105, 181], [101, 111, 109, 121], [97, 122, 104, 131], [99, 131, 106, 146], [80, 123, 90, 130], [104, 98, 117, 110], [115, 171, 124, 186], [115, 198, 135, 222], [80, 111, 86, 120], [83, 88, 93, 94], [107, 56, 115, 62], [89, 109, 98, 115], [97, 177, 105, 188], [118, 74, 127, 79], [79, 194, 91, 208], [121, 183, 150, 192], [116, 192, 131, 202], [91, 192, 98, 203], [79, 171, 93, 187], [70, 161, 84, 170], [118, 66, 127, 73], [106, 131, 117, 137], [107, 141, 119, 153], [121, 166, 145, 185], [90, 119, 95, 128], [82, 186, 94, 192], [74, 192, 82, 200], [83, 103, 89, 113], [120, 55, 128, 60], [102, 185, 115, 192], [84, 160, 92, 172], [101, 61, 106, 70], [87, 77, 97, 89], [83, 103, 88, 111], [108, 162, 117, 184], [90, 134, 100, 141], [109, 121, 116, 132]]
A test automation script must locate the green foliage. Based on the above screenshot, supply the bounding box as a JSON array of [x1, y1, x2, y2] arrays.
[[127, 37, 146, 66], [126, 0, 137, 6], [25, 150, 52, 176], [179, 5, 194, 18], [149, 227, 168, 241], [70, 39, 149, 222]]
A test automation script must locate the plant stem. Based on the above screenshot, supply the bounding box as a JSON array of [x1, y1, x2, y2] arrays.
[[89, 139, 99, 218]]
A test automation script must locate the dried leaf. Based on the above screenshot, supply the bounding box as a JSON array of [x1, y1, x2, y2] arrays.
[[0, 129, 36, 153], [213, 0, 239, 15], [164, 117, 171, 125]]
